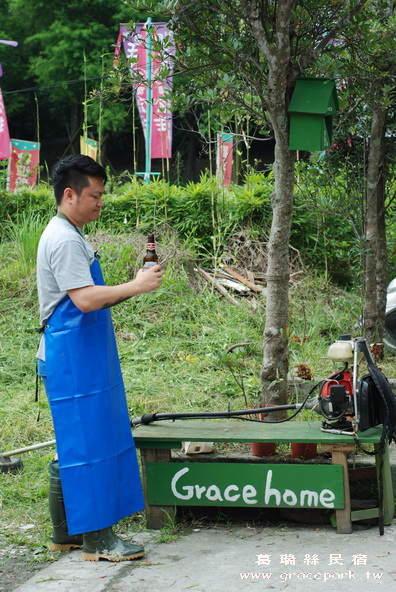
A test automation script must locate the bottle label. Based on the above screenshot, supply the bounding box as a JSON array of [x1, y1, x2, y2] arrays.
[[146, 243, 155, 251], [143, 261, 157, 270]]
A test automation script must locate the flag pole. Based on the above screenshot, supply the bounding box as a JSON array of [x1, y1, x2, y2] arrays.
[[144, 17, 152, 184]]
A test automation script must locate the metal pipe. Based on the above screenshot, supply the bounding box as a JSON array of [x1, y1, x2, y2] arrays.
[[1, 439, 56, 458]]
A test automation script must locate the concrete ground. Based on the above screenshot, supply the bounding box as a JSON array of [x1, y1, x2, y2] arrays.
[[9, 445, 396, 592], [11, 520, 396, 592]]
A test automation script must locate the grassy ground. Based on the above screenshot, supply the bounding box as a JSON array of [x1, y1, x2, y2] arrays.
[[0, 226, 391, 579]]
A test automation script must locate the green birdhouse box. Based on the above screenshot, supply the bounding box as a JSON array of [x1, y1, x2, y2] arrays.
[[288, 78, 339, 151]]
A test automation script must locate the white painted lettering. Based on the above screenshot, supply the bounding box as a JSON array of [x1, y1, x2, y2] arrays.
[[171, 467, 193, 500], [206, 485, 223, 502], [300, 490, 319, 507], [319, 489, 335, 508], [224, 485, 240, 502], [264, 470, 281, 505], [170, 466, 337, 509], [283, 489, 298, 506], [242, 485, 258, 504], [194, 484, 207, 499]]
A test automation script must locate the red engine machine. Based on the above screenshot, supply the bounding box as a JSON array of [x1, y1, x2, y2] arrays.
[[308, 335, 396, 438]]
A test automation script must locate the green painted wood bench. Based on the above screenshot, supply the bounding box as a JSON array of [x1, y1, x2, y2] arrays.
[[132, 420, 393, 534]]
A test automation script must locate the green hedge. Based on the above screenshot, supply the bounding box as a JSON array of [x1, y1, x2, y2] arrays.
[[0, 171, 365, 282], [0, 173, 274, 255]]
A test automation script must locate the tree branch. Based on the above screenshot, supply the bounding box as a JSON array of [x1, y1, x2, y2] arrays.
[[313, 0, 369, 56]]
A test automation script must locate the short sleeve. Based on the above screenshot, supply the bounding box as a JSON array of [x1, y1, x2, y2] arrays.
[[50, 237, 94, 292]]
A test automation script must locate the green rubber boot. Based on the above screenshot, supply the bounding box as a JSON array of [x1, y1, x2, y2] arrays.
[[49, 459, 83, 551], [82, 527, 145, 562]]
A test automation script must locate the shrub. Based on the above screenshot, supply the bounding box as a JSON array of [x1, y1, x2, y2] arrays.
[[0, 169, 369, 281]]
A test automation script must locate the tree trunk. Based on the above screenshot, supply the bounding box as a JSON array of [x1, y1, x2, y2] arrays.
[[70, 103, 81, 153], [260, 129, 295, 407], [363, 107, 387, 343], [376, 137, 388, 337], [183, 127, 200, 182], [254, 0, 297, 408]]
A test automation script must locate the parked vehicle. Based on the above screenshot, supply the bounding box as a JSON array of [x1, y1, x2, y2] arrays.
[[384, 279, 396, 355]]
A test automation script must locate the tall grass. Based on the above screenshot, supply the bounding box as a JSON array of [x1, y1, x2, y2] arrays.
[[0, 212, 389, 563], [0, 170, 380, 285], [3, 212, 47, 277]]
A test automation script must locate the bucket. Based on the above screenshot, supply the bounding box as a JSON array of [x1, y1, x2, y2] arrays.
[[291, 442, 318, 459]]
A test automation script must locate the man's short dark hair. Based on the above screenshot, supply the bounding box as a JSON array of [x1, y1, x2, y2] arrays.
[[52, 154, 107, 205]]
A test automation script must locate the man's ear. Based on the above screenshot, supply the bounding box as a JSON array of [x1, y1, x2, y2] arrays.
[[63, 187, 74, 204]]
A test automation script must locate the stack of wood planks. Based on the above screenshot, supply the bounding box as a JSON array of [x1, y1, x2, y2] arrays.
[[195, 265, 265, 305]]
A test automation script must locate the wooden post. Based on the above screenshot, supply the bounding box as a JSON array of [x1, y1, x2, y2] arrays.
[[321, 443, 355, 534], [140, 447, 176, 529], [375, 442, 395, 525]]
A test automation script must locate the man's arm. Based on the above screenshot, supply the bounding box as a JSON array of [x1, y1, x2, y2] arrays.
[[67, 264, 163, 312]]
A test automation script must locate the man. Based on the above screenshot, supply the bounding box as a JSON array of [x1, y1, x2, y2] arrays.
[[36, 154, 163, 561]]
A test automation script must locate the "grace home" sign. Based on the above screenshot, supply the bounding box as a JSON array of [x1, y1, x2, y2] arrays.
[[145, 462, 345, 509]]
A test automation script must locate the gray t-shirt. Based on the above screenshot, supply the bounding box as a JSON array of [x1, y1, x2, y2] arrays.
[[36, 215, 95, 360]]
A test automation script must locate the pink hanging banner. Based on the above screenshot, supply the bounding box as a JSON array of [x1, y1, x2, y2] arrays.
[[118, 23, 175, 159], [216, 132, 234, 186], [0, 39, 18, 77], [0, 89, 10, 159], [7, 139, 40, 192], [113, 27, 123, 68]]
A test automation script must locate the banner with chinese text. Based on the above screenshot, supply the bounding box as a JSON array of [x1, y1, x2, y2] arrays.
[[7, 139, 40, 192], [216, 132, 234, 186], [0, 89, 10, 159], [118, 23, 175, 159]]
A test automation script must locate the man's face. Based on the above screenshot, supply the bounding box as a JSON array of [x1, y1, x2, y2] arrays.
[[68, 176, 105, 226]]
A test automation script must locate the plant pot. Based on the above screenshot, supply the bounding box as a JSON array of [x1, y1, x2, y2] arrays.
[[251, 441, 277, 456], [291, 442, 318, 459], [249, 404, 279, 457]]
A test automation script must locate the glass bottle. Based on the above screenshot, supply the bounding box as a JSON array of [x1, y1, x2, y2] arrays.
[[142, 234, 158, 270]]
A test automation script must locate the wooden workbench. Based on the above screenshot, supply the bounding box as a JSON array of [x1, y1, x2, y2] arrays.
[[132, 420, 393, 534]]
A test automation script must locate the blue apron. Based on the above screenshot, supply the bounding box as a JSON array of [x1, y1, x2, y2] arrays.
[[44, 256, 144, 535]]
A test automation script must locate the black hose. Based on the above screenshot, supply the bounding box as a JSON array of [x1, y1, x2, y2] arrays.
[[131, 404, 301, 427]]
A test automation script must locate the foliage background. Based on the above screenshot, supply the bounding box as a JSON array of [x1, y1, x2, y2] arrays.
[[2, 167, 396, 287]]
